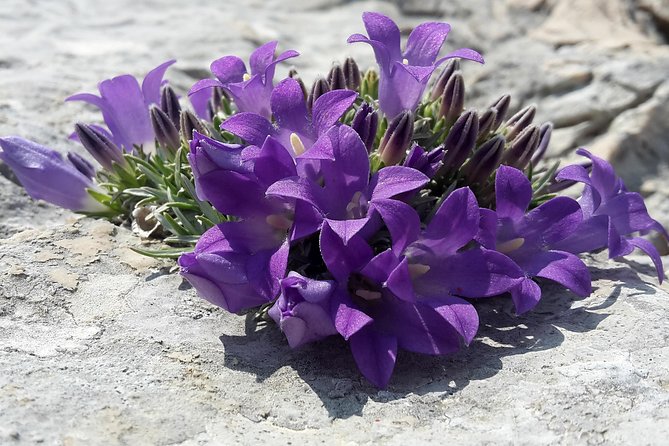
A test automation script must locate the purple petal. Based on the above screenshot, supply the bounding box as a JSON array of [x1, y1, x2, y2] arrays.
[[249, 41, 279, 76], [495, 165, 532, 220], [347, 34, 391, 73], [188, 85, 214, 119], [421, 187, 479, 254], [320, 221, 374, 281], [312, 89, 358, 135], [266, 177, 325, 211], [476, 208, 498, 249], [370, 198, 420, 253], [369, 166, 429, 200], [226, 75, 273, 118], [510, 278, 542, 315], [517, 196, 582, 247], [608, 218, 634, 259], [331, 290, 373, 339], [250, 136, 297, 187], [385, 258, 417, 302], [197, 170, 271, 218], [427, 296, 479, 344], [210, 56, 247, 85], [404, 22, 451, 66], [141, 59, 176, 106], [320, 126, 371, 205], [349, 327, 397, 389], [361, 12, 402, 63], [271, 78, 309, 135], [529, 250, 592, 297], [629, 237, 665, 283], [555, 163, 592, 185], [263, 49, 300, 86], [324, 218, 370, 245], [359, 249, 400, 285], [378, 64, 431, 118], [65, 92, 104, 108], [599, 191, 663, 235], [220, 112, 276, 146], [435, 48, 485, 66], [576, 148, 619, 200]]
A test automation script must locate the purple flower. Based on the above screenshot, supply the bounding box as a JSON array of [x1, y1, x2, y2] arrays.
[[220, 78, 357, 156], [268, 272, 338, 348], [484, 165, 592, 314], [320, 188, 523, 388], [348, 12, 483, 118], [179, 219, 289, 313], [266, 125, 429, 243], [67, 60, 175, 151], [189, 41, 299, 120], [0, 136, 106, 212], [553, 148, 667, 281]]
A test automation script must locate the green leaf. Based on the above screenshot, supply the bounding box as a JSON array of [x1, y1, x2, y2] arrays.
[[130, 246, 192, 259]]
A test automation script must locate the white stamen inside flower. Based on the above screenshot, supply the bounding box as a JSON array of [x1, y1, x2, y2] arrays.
[[402, 58, 409, 65], [408, 263, 431, 279], [355, 289, 382, 301], [290, 133, 306, 156], [496, 237, 525, 254], [242, 73, 251, 81], [266, 214, 293, 230]]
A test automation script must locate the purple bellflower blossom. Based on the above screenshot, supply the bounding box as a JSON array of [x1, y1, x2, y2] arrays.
[[189, 41, 299, 120], [66, 60, 175, 151], [220, 78, 357, 157], [0, 136, 106, 212], [482, 165, 592, 314], [320, 188, 523, 388], [268, 272, 338, 348], [266, 125, 429, 244], [553, 148, 667, 281], [348, 12, 484, 118]]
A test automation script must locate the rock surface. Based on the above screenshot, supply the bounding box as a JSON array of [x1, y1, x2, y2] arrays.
[[1, 0, 669, 444]]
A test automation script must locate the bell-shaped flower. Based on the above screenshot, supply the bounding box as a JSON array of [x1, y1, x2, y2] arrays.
[[348, 12, 483, 118], [553, 148, 668, 281], [482, 165, 592, 314], [189, 41, 299, 120], [268, 272, 338, 348], [220, 78, 357, 157], [0, 136, 106, 212], [66, 60, 175, 151]]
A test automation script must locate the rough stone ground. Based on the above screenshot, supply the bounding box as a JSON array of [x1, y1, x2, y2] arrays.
[[1, 0, 669, 444]]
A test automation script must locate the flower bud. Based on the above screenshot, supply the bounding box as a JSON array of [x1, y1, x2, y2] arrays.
[[74, 123, 126, 170], [343, 57, 362, 91], [441, 110, 479, 173], [477, 108, 497, 142], [327, 63, 347, 91], [438, 72, 465, 125], [207, 86, 227, 117], [288, 69, 308, 98], [403, 144, 444, 178], [530, 122, 553, 166], [67, 152, 96, 179], [505, 104, 536, 141], [361, 68, 379, 98], [351, 103, 379, 153], [489, 94, 511, 132], [307, 77, 330, 111], [180, 110, 207, 142], [501, 124, 540, 169], [160, 85, 181, 130], [430, 59, 460, 101], [462, 135, 505, 184], [150, 106, 180, 152], [379, 111, 414, 166]]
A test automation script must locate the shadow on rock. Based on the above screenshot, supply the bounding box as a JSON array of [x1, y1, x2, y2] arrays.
[[218, 265, 653, 419]]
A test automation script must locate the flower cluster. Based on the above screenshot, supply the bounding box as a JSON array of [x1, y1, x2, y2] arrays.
[[0, 12, 665, 388]]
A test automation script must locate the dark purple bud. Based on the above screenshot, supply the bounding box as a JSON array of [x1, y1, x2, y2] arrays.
[[379, 111, 414, 166], [439, 72, 465, 125], [160, 85, 181, 130], [288, 69, 308, 98], [327, 64, 347, 91], [489, 94, 511, 131], [530, 122, 554, 166], [74, 123, 126, 170], [430, 59, 460, 101], [505, 104, 536, 141], [150, 106, 181, 151], [351, 103, 379, 153], [67, 152, 96, 179], [462, 135, 505, 184], [441, 110, 479, 173], [307, 77, 330, 112], [180, 110, 207, 142], [403, 144, 444, 178], [343, 57, 362, 91], [477, 108, 497, 142], [207, 86, 227, 117], [501, 124, 540, 169]]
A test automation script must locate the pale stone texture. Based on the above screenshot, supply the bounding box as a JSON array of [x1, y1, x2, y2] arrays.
[[1, 0, 669, 444]]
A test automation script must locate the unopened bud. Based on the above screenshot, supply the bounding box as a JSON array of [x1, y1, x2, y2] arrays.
[[343, 57, 362, 91], [288, 69, 308, 98], [462, 135, 505, 184], [501, 124, 540, 169], [530, 122, 553, 166], [430, 59, 460, 101], [505, 104, 536, 141], [379, 111, 414, 166], [477, 108, 497, 142], [489, 94, 511, 132], [439, 72, 465, 125], [441, 110, 479, 173], [403, 144, 444, 178], [351, 103, 379, 153], [307, 77, 330, 111], [207, 86, 227, 117], [150, 106, 181, 151], [327, 64, 347, 91], [74, 123, 125, 170], [180, 110, 207, 142], [67, 152, 96, 179], [361, 68, 379, 98], [160, 85, 181, 130]]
